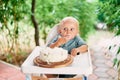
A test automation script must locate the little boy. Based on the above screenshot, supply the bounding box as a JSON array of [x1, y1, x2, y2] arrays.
[[48, 17, 88, 78]]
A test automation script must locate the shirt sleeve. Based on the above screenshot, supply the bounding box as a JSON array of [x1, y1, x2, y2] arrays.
[[76, 35, 86, 47], [47, 35, 59, 47]]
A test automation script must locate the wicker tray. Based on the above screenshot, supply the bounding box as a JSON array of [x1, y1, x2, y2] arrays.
[[33, 55, 73, 68]]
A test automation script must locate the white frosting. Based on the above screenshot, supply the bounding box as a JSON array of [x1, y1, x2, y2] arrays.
[[39, 47, 68, 62]]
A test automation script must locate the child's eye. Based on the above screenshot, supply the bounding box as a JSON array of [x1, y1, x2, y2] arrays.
[[71, 28, 74, 31], [64, 28, 67, 31]]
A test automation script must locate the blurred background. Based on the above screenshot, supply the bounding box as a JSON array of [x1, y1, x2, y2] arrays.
[[0, 0, 120, 76]]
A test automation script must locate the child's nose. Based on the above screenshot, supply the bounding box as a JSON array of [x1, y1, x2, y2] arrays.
[[66, 29, 71, 34]]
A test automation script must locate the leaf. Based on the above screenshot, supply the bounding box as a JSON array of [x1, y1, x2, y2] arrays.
[[117, 47, 120, 55], [117, 60, 120, 68], [116, 30, 120, 35], [10, 21, 13, 25], [113, 58, 118, 66], [109, 46, 112, 50]]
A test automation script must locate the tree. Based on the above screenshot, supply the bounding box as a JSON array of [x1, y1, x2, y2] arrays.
[[0, 0, 30, 65], [31, 0, 39, 46]]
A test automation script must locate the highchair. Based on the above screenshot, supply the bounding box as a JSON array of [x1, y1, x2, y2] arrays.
[[21, 24, 93, 80]]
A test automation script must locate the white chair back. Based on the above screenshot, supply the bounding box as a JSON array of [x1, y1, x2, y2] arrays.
[[46, 24, 59, 46]]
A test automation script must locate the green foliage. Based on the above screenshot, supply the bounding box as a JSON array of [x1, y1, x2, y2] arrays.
[[108, 42, 120, 70], [97, 0, 120, 35], [0, 0, 28, 23], [113, 53, 120, 69], [35, 0, 97, 40], [0, 0, 30, 39], [0, 0, 31, 65], [116, 47, 120, 69]]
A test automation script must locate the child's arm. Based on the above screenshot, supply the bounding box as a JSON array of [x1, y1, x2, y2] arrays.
[[71, 45, 88, 56], [49, 37, 67, 48]]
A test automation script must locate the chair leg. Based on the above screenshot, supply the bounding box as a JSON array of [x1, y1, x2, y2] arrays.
[[26, 75, 31, 80], [83, 76, 87, 80]]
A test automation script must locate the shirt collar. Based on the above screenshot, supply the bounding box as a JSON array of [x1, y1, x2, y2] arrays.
[[64, 36, 76, 47]]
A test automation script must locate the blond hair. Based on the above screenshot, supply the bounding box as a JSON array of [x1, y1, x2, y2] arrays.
[[59, 17, 79, 27], [58, 17, 79, 32]]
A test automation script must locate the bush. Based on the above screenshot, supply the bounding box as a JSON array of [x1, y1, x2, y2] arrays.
[[35, 0, 97, 40]]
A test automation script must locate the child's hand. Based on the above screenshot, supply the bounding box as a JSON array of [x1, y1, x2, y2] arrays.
[[56, 37, 67, 46], [71, 48, 79, 56], [49, 36, 67, 48]]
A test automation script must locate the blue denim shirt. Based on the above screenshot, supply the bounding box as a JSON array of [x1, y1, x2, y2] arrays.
[[48, 35, 86, 54]]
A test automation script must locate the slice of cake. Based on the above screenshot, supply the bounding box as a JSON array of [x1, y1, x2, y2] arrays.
[[39, 47, 68, 63]]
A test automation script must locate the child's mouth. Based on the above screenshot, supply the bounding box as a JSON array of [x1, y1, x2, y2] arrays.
[[65, 35, 71, 38]]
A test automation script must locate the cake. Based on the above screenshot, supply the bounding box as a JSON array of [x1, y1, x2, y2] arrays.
[[39, 47, 68, 63]]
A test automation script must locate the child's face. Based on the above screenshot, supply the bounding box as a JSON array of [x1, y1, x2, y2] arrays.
[[59, 22, 78, 41]]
